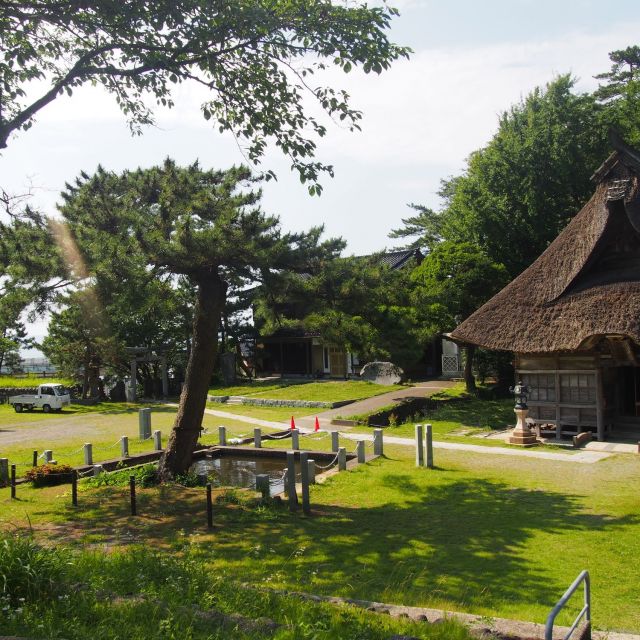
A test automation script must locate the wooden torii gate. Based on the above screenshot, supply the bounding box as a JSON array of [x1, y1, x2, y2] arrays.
[[126, 346, 169, 401]]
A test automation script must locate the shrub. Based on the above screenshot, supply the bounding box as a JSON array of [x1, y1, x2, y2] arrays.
[[85, 463, 158, 488], [0, 534, 67, 606], [25, 463, 74, 487]]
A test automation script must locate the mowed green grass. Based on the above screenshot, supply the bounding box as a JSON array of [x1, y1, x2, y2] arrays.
[[0, 403, 270, 470], [249, 380, 404, 402], [0, 375, 74, 388], [209, 380, 404, 402], [2, 440, 638, 632], [208, 378, 308, 396], [206, 402, 318, 422]]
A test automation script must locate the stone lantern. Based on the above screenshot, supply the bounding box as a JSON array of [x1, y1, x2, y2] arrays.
[[508, 381, 538, 446]]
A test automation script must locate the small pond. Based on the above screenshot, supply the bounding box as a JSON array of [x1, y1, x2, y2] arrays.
[[192, 454, 302, 495]]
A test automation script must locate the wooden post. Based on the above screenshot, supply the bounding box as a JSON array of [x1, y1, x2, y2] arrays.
[[153, 430, 162, 451], [255, 474, 270, 499], [218, 425, 227, 446], [121, 436, 129, 458], [373, 429, 383, 456], [0, 458, 8, 487], [286, 451, 298, 511], [555, 369, 562, 440], [356, 440, 365, 463], [300, 451, 310, 515], [338, 447, 347, 471], [129, 475, 137, 516], [331, 431, 339, 452], [71, 471, 78, 507], [83, 443, 93, 465], [595, 368, 605, 443], [307, 459, 316, 484], [254, 428, 262, 448], [206, 483, 213, 529], [425, 423, 434, 469], [10, 464, 16, 499], [415, 424, 424, 467], [32, 450, 38, 467], [291, 429, 300, 451]]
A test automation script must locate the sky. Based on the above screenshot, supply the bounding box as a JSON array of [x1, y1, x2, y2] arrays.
[[2, 0, 640, 349]]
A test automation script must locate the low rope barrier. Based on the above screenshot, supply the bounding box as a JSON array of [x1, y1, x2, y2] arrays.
[[267, 431, 293, 440]]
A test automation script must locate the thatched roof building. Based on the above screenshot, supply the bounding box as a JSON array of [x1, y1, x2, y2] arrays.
[[450, 134, 640, 441]]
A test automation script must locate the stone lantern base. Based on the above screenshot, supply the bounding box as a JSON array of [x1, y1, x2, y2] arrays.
[[508, 408, 539, 447]]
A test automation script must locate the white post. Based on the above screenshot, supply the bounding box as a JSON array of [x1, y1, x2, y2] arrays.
[[373, 429, 383, 456], [121, 436, 129, 458], [254, 428, 262, 448], [415, 424, 424, 467], [218, 425, 227, 446], [44, 449, 53, 464], [153, 430, 162, 450], [425, 423, 434, 469], [83, 443, 93, 466], [291, 428, 300, 451]]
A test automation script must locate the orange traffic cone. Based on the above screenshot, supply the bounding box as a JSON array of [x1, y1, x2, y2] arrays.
[[290, 415, 296, 430], [314, 416, 320, 432]]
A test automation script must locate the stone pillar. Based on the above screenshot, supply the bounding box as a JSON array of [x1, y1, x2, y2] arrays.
[[121, 436, 129, 458], [415, 424, 424, 467], [286, 451, 298, 511], [331, 431, 339, 453], [83, 443, 93, 466], [255, 474, 270, 499], [44, 450, 53, 464], [254, 428, 262, 448], [139, 408, 152, 440], [300, 451, 310, 515], [93, 464, 104, 476], [425, 423, 434, 469], [130, 360, 137, 402], [373, 429, 384, 456], [356, 440, 365, 463], [218, 426, 227, 446], [307, 459, 316, 484], [291, 428, 300, 451], [153, 430, 162, 451], [508, 407, 538, 446], [338, 447, 347, 471]]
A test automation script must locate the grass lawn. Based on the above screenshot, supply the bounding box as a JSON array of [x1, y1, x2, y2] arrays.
[[0, 527, 470, 640], [206, 402, 318, 423], [0, 375, 74, 388], [0, 402, 272, 470], [208, 378, 309, 397], [248, 380, 404, 402], [2, 440, 638, 633]]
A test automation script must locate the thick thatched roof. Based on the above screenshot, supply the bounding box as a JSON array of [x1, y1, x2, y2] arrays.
[[450, 136, 640, 354]]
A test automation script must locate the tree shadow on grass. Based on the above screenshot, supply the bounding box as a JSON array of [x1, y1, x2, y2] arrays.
[[15, 471, 637, 621], [212, 475, 636, 615]]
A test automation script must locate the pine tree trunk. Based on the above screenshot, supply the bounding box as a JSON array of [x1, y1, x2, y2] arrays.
[[464, 344, 477, 394], [159, 273, 225, 479]]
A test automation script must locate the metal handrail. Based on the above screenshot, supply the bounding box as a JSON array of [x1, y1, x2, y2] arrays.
[[545, 570, 591, 640]]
